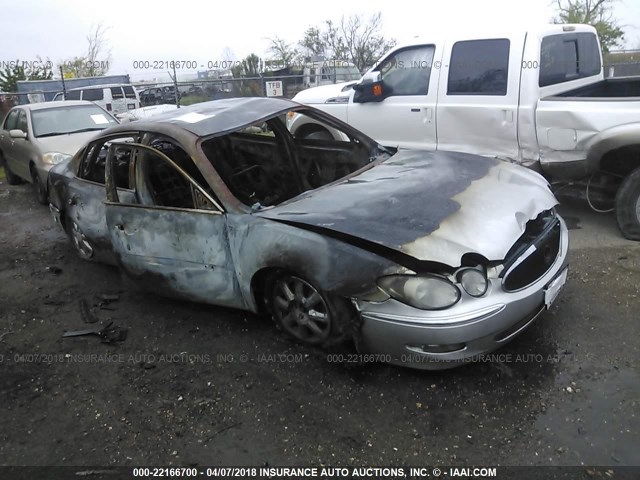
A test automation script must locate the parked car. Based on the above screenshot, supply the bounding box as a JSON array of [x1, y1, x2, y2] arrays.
[[0, 100, 118, 203], [53, 84, 141, 115], [292, 24, 640, 240], [47, 97, 568, 369], [139, 86, 180, 106]]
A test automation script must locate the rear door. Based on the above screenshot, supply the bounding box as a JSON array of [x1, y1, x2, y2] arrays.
[[104, 140, 243, 307], [347, 44, 440, 150], [436, 36, 523, 159]]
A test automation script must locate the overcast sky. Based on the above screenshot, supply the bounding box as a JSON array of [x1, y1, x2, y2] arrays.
[[2, 0, 639, 82]]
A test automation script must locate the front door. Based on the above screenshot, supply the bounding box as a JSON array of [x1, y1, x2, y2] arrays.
[[347, 44, 440, 150], [104, 141, 243, 308]]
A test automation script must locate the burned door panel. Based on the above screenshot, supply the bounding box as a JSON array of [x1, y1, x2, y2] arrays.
[[106, 205, 243, 307]]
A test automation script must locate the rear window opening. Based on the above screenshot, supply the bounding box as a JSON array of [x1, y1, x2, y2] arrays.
[[123, 86, 137, 99]]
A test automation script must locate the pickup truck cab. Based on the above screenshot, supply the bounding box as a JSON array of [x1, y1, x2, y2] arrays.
[[291, 24, 640, 240]]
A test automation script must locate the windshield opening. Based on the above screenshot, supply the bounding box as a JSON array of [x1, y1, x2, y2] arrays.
[[32, 105, 118, 137], [201, 111, 387, 208]]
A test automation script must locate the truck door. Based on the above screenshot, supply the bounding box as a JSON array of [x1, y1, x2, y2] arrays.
[[347, 44, 440, 150], [436, 36, 523, 160]]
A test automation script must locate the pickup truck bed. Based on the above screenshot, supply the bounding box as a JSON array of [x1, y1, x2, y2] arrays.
[[551, 77, 640, 98]]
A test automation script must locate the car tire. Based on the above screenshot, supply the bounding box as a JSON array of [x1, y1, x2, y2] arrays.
[[615, 166, 640, 241], [1, 153, 23, 185], [266, 271, 357, 349], [302, 129, 332, 141], [31, 166, 48, 205]]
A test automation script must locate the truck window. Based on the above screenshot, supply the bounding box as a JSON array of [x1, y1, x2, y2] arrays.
[[66, 90, 81, 100], [539, 33, 601, 87], [110, 87, 124, 99], [447, 39, 510, 95], [376, 45, 435, 96]]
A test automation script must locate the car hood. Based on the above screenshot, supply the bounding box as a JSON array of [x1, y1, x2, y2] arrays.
[[35, 131, 102, 156], [292, 82, 354, 104], [258, 150, 558, 267]]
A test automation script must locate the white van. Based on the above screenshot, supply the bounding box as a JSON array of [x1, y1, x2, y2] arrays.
[[53, 84, 141, 114]]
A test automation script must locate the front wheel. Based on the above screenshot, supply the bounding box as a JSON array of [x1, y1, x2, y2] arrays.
[[31, 167, 48, 205], [267, 272, 356, 348], [615, 166, 640, 241]]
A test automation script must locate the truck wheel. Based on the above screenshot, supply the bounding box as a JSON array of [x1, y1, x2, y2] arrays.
[[615, 166, 640, 241]]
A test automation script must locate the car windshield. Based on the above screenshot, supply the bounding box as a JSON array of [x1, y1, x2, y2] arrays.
[[31, 105, 118, 138], [201, 110, 391, 208]]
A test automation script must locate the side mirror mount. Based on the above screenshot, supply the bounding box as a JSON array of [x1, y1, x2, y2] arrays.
[[9, 129, 27, 139], [353, 71, 386, 103]]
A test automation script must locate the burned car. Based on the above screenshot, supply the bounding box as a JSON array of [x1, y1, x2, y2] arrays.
[[48, 97, 568, 369]]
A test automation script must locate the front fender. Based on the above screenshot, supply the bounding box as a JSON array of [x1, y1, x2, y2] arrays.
[[227, 215, 404, 311]]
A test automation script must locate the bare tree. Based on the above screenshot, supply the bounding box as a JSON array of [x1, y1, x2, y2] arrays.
[[299, 13, 395, 71], [267, 36, 299, 67], [552, 0, 624, 52], [59, 22, 111, 78], [85, 23, 112, 76]]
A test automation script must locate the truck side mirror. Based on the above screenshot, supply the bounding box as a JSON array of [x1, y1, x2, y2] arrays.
[[353, 71, 386, 103]]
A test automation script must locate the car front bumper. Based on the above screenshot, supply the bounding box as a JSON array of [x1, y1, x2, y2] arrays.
[[355, 217, 569, 370]]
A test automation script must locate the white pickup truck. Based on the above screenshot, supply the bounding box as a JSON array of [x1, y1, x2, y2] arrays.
[[291, 24, 640, 240]]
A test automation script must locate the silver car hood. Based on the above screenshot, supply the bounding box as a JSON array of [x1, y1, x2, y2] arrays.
[[260, 151, 558, 267], [34, 131, 101, 156]]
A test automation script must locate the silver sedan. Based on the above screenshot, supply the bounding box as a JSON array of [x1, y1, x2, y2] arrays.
[[0, 100, 118, 204]]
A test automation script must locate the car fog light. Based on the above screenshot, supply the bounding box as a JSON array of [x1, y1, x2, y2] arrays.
[[459, 268, 488, 297]]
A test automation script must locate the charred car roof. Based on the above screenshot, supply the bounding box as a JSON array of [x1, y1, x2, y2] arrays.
[[101, 97, 301, 137]]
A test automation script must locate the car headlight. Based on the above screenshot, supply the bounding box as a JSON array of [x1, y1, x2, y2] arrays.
[[458, 268, 488, 297], [42, 152, 72, 165], [377, 275, 461, 310]]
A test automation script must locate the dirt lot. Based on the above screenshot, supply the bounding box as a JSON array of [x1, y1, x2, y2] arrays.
[[0, 180, 638, 470]]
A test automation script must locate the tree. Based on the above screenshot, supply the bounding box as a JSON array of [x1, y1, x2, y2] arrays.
[[267, 36, 299, 67], [0, 57, 53, 92], [552, 0, 624, 52], [299, 13, 396, 71], [60, 23, 112, 78], [299, 27, 325, 57]]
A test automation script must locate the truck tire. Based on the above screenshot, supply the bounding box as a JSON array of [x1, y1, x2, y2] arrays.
[[615, 166, 640, 241]]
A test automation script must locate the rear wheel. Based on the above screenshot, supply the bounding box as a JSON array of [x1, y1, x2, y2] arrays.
[[31, 166, 48, 205], [266, 272, 356, 348], [1, 153, 22, 185], [615, 166, 640, 240]]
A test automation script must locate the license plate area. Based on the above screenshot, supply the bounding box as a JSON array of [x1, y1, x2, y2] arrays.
[[544, 267, 568, 309]]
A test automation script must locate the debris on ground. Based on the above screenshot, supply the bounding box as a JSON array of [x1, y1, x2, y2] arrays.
[[79, 299, 99, 324], [45, 266, 62, 275], [62, 321, 128, 344]]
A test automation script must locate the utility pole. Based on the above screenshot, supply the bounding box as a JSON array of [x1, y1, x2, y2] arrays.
[[60, 66, 67, 100]]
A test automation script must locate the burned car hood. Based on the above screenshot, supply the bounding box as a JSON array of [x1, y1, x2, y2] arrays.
[[258, 150, 558, 267]]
